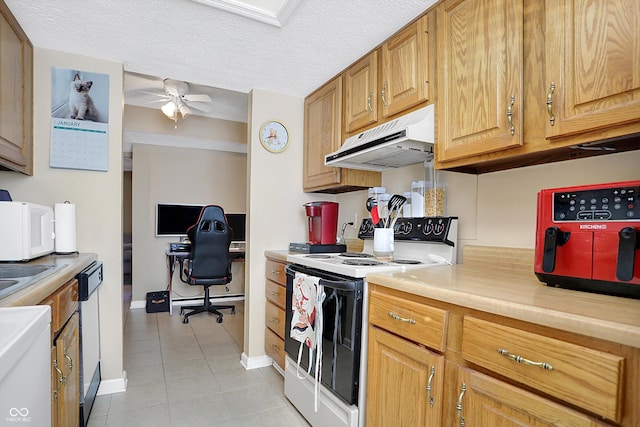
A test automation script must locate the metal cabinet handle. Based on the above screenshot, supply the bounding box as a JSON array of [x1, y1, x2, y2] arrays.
[[547, 82, 556, 126], [456, 383, 466, 427], [507, 96, 515, 135], [53, 360, 63, 400], [271, 269, 281, 275], [270, 317, 280, 324], [381, 82, 388, 107], [426, 366, 435, 408], [64, 348, 73, 371], [53, 359, 65, 384], [498, 348, 554, 370], [367, 91, 373, 113], [388, 311, 416, 324]]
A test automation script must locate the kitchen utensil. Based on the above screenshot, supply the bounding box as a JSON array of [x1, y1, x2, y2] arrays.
[[387, 194, 407, 228], [367, 197, 381, 226]]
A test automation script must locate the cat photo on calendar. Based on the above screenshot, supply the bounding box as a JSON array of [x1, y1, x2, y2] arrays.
[[51, 68, 110, 124], [69, 73, 97, 121]]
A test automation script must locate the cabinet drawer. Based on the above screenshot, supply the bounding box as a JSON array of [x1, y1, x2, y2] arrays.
[[461, 316, 624, 422], [369, 288, 447, 352], [40, 279, 78, 336], [266, 279, 286, 308], [265, 259, 287, 286], [265, 300, 285, 339], [265, 327, 285, 370]]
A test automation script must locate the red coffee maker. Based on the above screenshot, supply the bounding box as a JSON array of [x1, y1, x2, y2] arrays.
[[304, 201, 339, 245], [289, 201, 346, 253], [534, 180, 640, 299]]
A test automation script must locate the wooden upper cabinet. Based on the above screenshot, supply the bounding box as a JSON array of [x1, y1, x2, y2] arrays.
[[545, 0, 640, 140], [436, 0, 524, 163], [380, 14, 431, 119], [303, 77, 343, 190], [0, 1, 33, 175], [344, 51, 378, 133], [304, 76, 381, 193]]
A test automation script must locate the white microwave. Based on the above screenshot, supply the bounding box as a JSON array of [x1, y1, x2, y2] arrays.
[[0, 202, 55, 261]]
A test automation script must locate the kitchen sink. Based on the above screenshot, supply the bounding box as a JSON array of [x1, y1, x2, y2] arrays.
[[0, 264, 57, 279], [0, 264, 66, 300], [0, 279, 19, 291]]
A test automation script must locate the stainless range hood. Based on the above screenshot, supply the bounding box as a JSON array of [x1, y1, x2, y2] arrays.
[[325, 104, 434, 172]]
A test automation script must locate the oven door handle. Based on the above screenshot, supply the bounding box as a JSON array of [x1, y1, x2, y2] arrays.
[[285, 265, 358, 292]]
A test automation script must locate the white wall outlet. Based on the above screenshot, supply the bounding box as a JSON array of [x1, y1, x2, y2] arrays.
[[350, 212, 358, 228]]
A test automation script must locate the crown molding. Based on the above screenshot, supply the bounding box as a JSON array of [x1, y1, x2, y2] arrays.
[[189, 0, 301, 27]]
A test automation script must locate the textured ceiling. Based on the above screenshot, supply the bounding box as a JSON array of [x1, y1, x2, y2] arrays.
[[5, 1, 437, 111]]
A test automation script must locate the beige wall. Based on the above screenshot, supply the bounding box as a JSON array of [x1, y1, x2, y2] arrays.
[[338, 150, 640, 261], [130, 143, 247, 302], [0, 48, 125, 388], [474, 151, 640, 248], [243, 89, 323, 368]]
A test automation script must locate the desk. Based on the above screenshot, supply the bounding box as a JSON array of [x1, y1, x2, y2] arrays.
[[165, 248, 245, 315]]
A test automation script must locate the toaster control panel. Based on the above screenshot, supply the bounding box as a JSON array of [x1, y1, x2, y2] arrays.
[[553, 185, 639, 221]]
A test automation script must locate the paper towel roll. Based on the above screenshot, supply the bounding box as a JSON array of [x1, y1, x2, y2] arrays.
[[55, 202, 77, 253]]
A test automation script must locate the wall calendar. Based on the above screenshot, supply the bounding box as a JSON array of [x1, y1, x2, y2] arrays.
[[50, 67, 110, 171]]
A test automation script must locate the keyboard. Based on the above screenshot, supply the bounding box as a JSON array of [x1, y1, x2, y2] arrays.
[[169, 242, 191, 252]]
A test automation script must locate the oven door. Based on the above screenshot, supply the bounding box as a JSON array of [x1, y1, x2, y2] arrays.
[[285, 264, 364, 405]]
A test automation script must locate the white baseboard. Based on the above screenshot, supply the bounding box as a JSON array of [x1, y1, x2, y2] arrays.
[[130, 295, 245, 310], [96, 371, 127, 395], [241, 352, 273, 370], [130, 300, 145, 309]]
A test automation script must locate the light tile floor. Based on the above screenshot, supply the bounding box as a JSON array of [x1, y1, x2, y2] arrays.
[[87, 300, 310, 427]]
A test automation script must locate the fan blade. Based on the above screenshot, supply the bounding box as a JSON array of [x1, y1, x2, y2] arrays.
[[139, 90, 170, 98], [186, 101, 213, 113], [184, 93, 212, 103]]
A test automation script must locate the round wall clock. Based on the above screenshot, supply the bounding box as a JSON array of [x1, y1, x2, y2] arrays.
[[259, 120, 289, 153]]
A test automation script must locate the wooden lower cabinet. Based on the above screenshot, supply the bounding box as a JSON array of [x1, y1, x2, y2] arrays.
[[366, 326, 444, 427], [40, 279, 79, 427], [265, 257, 287, 370], [366, 283, 638, 426], [53, 312, 79, 427], [453, 367, 612, 426]]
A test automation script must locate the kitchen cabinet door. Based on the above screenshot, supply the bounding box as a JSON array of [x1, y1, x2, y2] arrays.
[[0, 1, 33, 175], [380, 14, 431, 119], [455, 367, 613, 426], [436, 0, 524, 162], [545, 0, 640, 141], [344, 51, 378, 133], [54, 312, 79, 427], [303, 76, 380, 193], [366, 326, 444, 427], [304, 77, 343, 190]]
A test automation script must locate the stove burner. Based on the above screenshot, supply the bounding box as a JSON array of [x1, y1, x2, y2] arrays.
[[340, 252, 374, 258], [305, 254, 334, 259], [342, 259, 383, 266], [393, 259, 422, 265]]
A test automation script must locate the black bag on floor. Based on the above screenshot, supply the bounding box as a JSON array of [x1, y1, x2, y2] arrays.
[[146, 291, 169, 313]]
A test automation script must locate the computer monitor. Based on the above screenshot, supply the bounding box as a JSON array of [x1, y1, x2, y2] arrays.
[[156, 203, 246, 242]]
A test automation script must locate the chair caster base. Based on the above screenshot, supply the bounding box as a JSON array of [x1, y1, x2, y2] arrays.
[[182, 317, 189, 324], [216, 316, 223, 323]]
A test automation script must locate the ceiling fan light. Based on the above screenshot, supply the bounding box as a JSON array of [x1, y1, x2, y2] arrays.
[[178, 103, 191, 118], [161, 101, 177, 118]]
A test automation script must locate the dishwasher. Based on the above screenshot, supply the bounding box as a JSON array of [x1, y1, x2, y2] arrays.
[[77, 261, 103, 427]]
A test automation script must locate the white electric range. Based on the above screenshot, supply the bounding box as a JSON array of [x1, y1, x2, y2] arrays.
[[283, 216, 458, 427]]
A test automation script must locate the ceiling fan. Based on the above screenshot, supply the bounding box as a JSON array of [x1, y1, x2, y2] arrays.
[[141, 79, 213, 125]]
